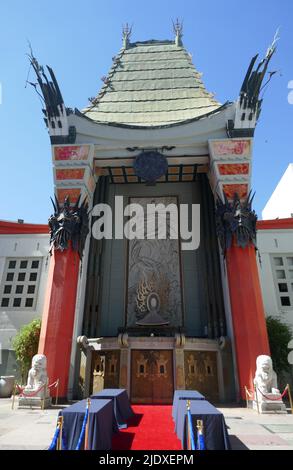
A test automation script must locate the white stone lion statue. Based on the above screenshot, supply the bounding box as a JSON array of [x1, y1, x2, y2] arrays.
[[24, 354, 49, 398], [253, 355, 286, 413], [254, 355, 279, 400]]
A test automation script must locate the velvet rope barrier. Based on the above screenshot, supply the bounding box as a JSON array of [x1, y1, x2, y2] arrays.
[[48, 416, 63, 451], [12, 379, 60, 409], [257, 385, 288, 401], [48, 380, 59, 389], [16, 383, 45, 397], [48, 425, 60, 450], [244, 386, 254, 399], [16, 379, 59, 397]]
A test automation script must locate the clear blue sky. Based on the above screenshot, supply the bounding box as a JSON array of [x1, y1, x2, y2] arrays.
[[0, 0, 292, 223]]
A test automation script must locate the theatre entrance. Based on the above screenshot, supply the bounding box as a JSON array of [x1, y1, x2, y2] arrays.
[[131, 350, 174, 404]]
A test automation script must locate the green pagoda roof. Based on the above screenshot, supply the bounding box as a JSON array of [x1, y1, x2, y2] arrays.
[[82, 40, 221, 127]]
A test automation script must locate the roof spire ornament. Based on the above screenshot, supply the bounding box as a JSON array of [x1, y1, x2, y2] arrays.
[[27, 44, 76, 144], [122, 23, 132, 49], [228, 29, 279, 137], [172, 18, 183, 47]]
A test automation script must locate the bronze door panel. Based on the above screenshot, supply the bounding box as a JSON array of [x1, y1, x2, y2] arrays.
[[131, 350, 173, 404], [91, 350, 120, 395], [184, 351, 219, 402]]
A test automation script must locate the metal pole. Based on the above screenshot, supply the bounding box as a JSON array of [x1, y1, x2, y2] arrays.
[[245, 386, 248, 409], [287, 384, 293, 414], [55, 380, 59, 406], [56, 416, 63, 450], [254, 383, 259, 414], [11, 383, 16, 410], [196, 419, 204, 450], [186, 400, 191, 450]]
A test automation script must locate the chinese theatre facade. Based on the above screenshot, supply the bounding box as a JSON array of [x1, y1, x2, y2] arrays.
[[31, 25, 276, 403]]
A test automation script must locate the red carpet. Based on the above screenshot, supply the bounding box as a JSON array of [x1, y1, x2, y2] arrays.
[[112, 405, 182, 450]]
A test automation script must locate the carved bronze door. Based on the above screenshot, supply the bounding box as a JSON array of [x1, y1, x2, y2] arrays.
[[91, 351, 120, 394], [131, 350, 174, 404], [184, 351, 219, 402]]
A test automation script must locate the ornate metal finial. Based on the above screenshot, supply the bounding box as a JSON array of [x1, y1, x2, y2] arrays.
[[266, 27, 280, 59], [122, 23, 132, 49], [196, 419, 203, 433], [186, 400, 191, 411], [215, 191, 257, 257], [172, 18, 183, 47], [48, 195, 89, 259]]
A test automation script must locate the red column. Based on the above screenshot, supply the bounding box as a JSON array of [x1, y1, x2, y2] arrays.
[[38, 246, 80, 398], [226, 240, 270, 400]]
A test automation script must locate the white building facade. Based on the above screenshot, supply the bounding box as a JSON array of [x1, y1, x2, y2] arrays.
[[257, 219, 293, 331], [0, 221, 50, 377], [262, 164, 293, 220]]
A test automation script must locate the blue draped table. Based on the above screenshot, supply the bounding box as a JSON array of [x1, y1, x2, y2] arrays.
[[175, 400, 231, 450], [90, 389, 133, 428], [172, 390, 205, 421], [60, 398, 118, 450]]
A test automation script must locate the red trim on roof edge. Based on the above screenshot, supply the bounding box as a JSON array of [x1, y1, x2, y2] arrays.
[[0, 220, 49, 235], [257, 218, 293, 230]]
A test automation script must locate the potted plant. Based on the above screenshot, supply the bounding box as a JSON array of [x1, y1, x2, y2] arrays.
[[0, 376, 15, 398]]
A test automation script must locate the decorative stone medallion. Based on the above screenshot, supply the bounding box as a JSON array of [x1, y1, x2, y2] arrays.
[[133, 151, 168, 183]]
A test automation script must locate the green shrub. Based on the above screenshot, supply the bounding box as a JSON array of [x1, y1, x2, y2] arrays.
[[266, 315, 292, 376], [12, 319, 41, 383]]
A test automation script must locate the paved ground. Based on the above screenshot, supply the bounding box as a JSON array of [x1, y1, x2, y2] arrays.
[[217, 404, 293, 450], [0, 398, 293, 450]]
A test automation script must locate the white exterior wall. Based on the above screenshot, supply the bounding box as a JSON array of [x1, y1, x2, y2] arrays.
[[262, 164, 293, 220], [0, 233, 50, 353], [257, 228, 293, 329]]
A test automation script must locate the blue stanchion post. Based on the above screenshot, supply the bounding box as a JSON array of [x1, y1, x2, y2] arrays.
[[186, 400, 196, 450], [75, 399, 91, 450], [196, 420, 206, 450]]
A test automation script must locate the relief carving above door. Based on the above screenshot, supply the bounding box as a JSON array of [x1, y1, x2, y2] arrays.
[[126, 197, 183, 327]]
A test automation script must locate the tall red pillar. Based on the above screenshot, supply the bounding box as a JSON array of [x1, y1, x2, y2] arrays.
[[226, 241, 270, 399], [38, 246, 80, 398]]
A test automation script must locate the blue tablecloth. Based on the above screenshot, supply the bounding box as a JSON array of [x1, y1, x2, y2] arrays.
[[172, 390, 205, 420], [90, 389, 133, 427], [60, 398, 118, 450], [175, 400, 231, 450]]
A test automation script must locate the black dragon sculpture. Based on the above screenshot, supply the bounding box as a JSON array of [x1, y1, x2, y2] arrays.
[[215, 191, 257, 256], [48, 195, 89, 259]]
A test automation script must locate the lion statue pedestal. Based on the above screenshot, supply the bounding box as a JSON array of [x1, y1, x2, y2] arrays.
[[253, 355, 286, 414], [18, 354, 52, 409]]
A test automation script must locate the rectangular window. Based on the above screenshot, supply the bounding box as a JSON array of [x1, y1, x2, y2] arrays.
[[1, 298, 9, 307], [0, 258, 42, 310], [271, 254, 293, 310]]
